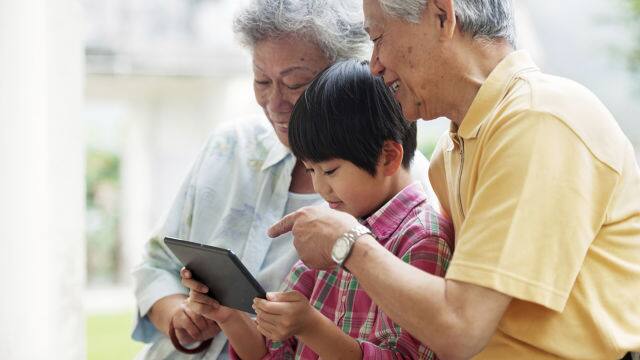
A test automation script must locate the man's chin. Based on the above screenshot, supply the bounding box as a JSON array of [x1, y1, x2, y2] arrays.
[[400, 107, 420, 122]]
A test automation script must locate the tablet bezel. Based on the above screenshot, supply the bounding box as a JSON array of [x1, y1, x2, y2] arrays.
[[163, 237, 267, 314]]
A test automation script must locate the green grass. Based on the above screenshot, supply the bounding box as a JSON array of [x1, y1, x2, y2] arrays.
[[87, 312, 143, 360]]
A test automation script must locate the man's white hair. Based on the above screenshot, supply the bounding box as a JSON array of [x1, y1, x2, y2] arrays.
[[379, 0, 517, 47]]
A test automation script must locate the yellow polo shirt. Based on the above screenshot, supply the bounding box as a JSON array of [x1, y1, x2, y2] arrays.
[[429, 51, 640, 359]]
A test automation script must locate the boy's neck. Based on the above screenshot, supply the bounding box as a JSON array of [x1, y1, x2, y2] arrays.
[[385, 169, 414, 201], [362, 169, 414, 220]]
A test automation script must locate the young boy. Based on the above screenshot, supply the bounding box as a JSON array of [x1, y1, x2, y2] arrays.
[[181, 60, 453, 359]]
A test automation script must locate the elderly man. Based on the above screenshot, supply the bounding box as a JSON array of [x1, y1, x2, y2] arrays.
[[269, 0, 640, 359]]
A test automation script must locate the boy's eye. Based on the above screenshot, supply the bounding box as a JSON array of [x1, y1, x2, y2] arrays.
[[323, 167, 338, 176]]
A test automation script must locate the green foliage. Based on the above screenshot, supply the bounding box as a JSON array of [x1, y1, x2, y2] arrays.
[[86, 149, 121, 284], [418, 139, 437, 160], [87, 312, 143, 360], [86, 149, 120, 207]]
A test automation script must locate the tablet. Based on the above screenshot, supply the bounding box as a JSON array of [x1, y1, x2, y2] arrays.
[[164, 237, 266, 314]]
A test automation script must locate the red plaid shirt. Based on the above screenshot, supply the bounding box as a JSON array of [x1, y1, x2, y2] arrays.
[[232, 182, 453, 359]]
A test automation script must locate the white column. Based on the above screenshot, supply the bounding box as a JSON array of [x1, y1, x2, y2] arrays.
[[0, 0, 85, 359]]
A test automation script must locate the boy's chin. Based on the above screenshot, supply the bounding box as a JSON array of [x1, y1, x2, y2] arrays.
[[345, 207, 373, 220]]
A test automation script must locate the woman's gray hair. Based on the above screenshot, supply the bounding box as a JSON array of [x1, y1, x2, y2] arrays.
[[233, 0, 371, 62], [379, 0, 517, 47]]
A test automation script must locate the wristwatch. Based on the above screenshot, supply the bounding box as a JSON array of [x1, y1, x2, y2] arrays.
[[331, 224, 372, 266]]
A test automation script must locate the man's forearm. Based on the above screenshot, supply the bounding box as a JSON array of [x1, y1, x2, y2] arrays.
[[344, 235, 508, 359], [148, 294, 187, 336], [297, 309, 362, 360]]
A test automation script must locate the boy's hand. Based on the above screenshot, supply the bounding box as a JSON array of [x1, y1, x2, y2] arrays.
[[253, 291, 315, 341], [180, 267, 237, 324]]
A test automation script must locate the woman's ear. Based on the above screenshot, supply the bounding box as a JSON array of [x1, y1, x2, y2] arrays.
[[380, 140, 404, 176]]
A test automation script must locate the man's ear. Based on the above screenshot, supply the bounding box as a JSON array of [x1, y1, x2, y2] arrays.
[[380, 140, 404, 176], [431, 0, 456, 40]]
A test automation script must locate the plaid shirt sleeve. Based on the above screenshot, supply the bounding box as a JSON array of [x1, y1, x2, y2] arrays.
[[359, 231, 453, 360], [229, 260, 317, 360]]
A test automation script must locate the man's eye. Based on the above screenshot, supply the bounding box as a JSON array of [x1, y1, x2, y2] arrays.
[[304, 168, 314, 174], [372, 34, 383, 43], [254, 80, 270, 86]]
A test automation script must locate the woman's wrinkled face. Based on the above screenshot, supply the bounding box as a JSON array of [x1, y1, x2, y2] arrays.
[[252, 36, 331, 147]]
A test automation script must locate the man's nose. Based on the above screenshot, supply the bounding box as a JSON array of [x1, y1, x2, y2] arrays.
[[369, 54, 385, 76]]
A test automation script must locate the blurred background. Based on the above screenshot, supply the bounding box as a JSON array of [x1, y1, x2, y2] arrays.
[[1, 0, 639, 359]]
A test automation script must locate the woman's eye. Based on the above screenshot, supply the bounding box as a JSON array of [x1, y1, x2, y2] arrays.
[[254, 80, 270, 86], [285, 82, 308, 90]]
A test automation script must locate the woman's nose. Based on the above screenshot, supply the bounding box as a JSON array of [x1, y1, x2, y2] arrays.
[[267, 84, 293, 113]]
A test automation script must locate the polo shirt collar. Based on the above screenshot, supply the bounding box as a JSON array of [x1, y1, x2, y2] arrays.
[[457, 50, 539, 139], [363, 182, 427, 241]]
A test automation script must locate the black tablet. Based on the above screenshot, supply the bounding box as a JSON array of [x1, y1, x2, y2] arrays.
[[164, 237, 266, 314]]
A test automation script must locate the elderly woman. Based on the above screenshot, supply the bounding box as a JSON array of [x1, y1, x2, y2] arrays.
[[131, 0, 433, 359], [272, 0, 640, 359]]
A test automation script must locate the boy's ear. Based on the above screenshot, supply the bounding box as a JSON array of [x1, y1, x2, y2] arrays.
[[380, 140, 404, 176]]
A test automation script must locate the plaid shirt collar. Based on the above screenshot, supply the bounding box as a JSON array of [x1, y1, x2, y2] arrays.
[[363, 182, 427, 241]]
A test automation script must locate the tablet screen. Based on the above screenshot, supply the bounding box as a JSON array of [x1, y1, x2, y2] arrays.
[[164, 237, 267, 314]]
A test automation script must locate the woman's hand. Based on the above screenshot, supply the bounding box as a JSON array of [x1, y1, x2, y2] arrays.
[[171, 300, 221, 345], [253, 291, 315, 341], [180, 267, 238, 324]]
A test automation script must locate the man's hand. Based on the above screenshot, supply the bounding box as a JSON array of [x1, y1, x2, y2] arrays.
[[253, 291, 316, 341], [268, 206, 359, 270], [181, 267, 238, 324]]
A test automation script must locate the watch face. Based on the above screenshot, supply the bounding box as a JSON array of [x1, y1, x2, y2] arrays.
[[332, 238, 349, 261]]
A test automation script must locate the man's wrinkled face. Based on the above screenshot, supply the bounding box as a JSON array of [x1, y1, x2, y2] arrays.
[[364, 0, 449, 122]]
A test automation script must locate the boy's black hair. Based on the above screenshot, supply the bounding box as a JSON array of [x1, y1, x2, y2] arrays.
[[288, 59, 417, 176]]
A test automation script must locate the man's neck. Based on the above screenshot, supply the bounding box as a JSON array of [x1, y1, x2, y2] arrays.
[[446, 41, 514, 127]]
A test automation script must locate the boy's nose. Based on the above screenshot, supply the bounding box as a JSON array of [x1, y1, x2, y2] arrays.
[[314, 177, 333, 198]]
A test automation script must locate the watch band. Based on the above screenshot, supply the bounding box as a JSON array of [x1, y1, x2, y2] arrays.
[[332, 224, 371, 266]]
